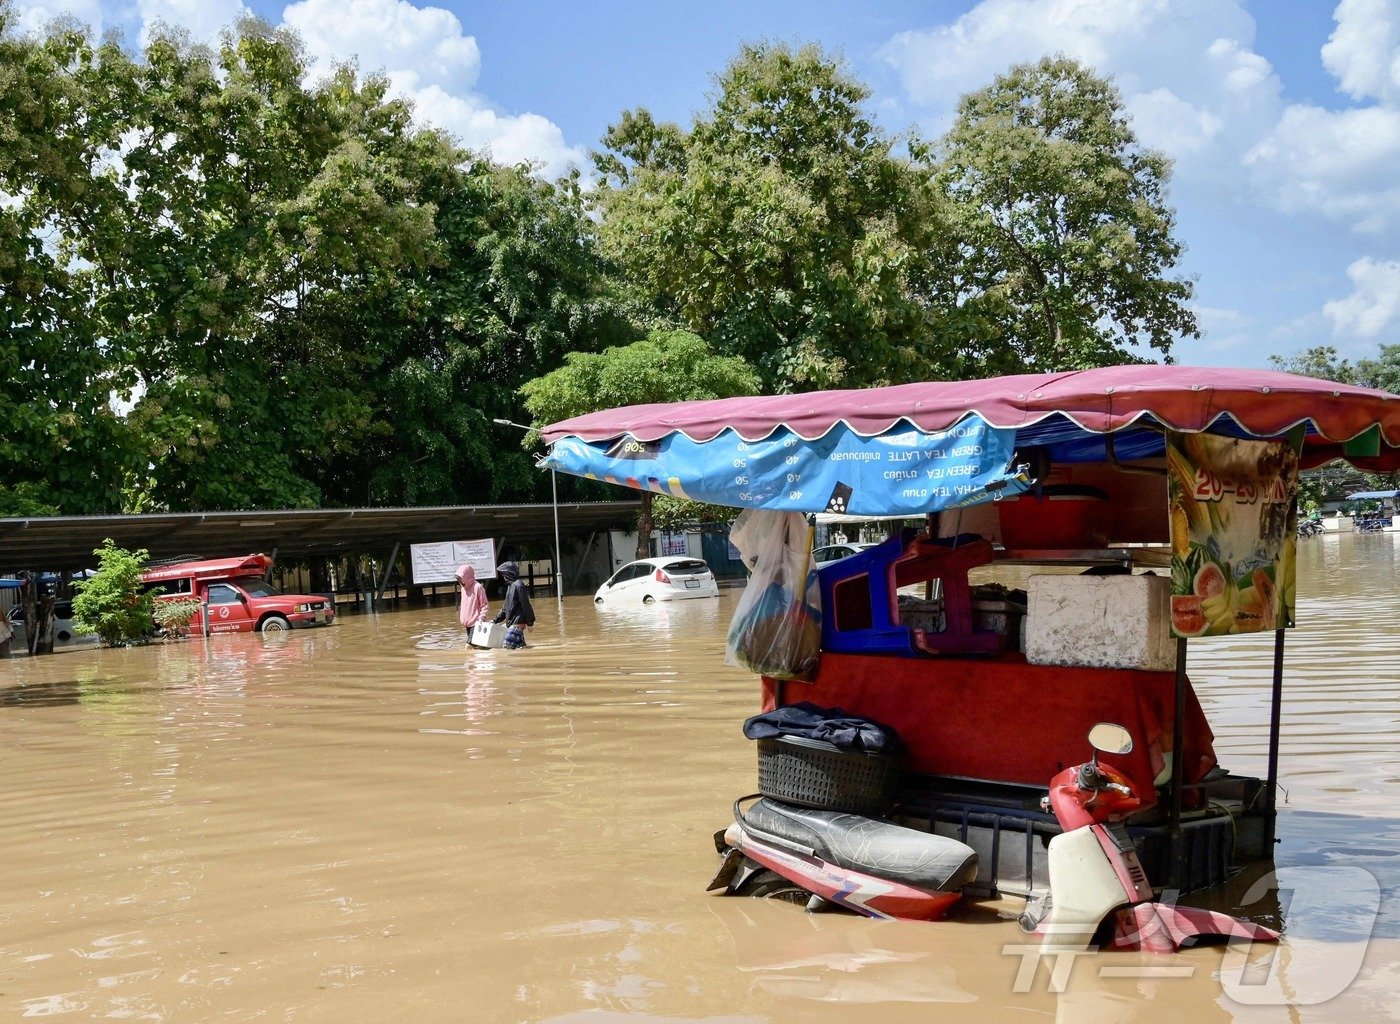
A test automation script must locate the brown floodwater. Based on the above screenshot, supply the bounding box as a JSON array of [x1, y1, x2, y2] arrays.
[[2, 533, 1398, 1022]]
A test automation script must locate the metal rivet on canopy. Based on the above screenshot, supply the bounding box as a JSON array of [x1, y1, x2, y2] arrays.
[[1262, 387, 1271, 394], [1105, 387, 1115, 394], [1191, 384, 1202, 391]]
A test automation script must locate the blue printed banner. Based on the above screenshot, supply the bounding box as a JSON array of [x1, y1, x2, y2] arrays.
[[542, 417, 1031, 516]]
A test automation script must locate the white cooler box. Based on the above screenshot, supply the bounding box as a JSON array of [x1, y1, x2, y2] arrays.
[[1025, 573, 1176, 672], [470, 621, 506, 649]]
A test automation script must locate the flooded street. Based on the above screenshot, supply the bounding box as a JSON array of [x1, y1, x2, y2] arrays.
[[2, 534, 1398, 1023]]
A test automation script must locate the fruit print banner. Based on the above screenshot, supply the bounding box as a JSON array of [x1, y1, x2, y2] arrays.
[[1167, 431, 1299, 638]]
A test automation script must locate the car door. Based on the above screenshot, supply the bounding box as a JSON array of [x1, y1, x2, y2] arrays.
[[204, 582, 255, 632], [611, 562, 650, 598]]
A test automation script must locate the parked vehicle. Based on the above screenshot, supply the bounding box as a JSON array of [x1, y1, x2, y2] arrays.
[[539, 365, 1400, 943], [141, 555, 335, 634], [8, 601, 99, 648], [594, 556, 719, 605], [1021, 723, 1277, 951], [811, 542, 876, 564]]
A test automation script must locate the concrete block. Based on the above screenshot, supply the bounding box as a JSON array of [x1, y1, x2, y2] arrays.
[[1025, 574, 1176, 672]]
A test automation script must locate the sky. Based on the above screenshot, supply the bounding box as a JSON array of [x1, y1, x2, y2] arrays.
[[10, 0, 1400, 370]]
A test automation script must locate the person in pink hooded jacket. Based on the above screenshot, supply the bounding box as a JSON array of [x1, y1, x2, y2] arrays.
[[456, 564, 489, 630]]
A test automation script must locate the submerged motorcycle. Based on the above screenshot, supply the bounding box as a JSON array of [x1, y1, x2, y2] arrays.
[[711, 722, 1279, 952], [1020, 722, 1280, 952], [708, 795, 979, 921]]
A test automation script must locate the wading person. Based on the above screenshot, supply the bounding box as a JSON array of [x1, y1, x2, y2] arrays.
[[493, 562, 536, 649], [456, 564, 489, 630]]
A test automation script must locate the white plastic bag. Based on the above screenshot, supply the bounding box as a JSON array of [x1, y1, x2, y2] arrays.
[[725, 509, 822, 680]]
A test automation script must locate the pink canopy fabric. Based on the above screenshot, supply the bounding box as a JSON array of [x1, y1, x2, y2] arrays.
[[541, 366, 1400, 452]]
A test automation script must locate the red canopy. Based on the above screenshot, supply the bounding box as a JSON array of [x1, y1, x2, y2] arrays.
[[541, 366, 1400, 454]]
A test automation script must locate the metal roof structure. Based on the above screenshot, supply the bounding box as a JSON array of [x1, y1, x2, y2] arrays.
[[1345, 490, 1400, 500], [0, 502, 640, 572]]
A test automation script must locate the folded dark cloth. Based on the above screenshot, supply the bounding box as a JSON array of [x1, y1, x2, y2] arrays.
[[743, 701, 902, 753]]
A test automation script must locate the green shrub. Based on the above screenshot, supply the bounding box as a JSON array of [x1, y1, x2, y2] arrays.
[[153, 597, 203, 638], [73, 540, 156, 646]]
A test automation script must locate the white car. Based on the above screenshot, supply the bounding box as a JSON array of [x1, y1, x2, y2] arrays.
[[595, 557, 720, 605], [812, 542, 877, 564]]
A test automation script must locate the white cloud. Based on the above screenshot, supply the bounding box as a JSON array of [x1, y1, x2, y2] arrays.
[[279, 0, 580, 177], [410, 85, 586, 178], [1323, 257, 1400, 339], [137, 0, 249, 48], [1195, 305, 1254, 351], [1321, 0, 1400, 105], [878, 0, 1282, 171], [282, 0, 479, 94], [8, 0, 105, 35], [1246, 104, 1400, 232]]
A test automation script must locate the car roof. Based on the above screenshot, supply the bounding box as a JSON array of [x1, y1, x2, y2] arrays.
[[625, 556, 708, 567]]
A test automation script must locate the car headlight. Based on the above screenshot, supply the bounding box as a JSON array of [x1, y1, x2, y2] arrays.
[[296, 603, 312, 612]]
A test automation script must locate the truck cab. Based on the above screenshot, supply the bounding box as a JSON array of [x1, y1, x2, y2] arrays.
[[141, 555, 335, 634]]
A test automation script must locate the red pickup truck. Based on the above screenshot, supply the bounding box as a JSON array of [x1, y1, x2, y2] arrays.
[[141, 555, 336, 634]]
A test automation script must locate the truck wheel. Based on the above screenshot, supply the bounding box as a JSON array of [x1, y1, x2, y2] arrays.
[[259, 615, 290, 633]]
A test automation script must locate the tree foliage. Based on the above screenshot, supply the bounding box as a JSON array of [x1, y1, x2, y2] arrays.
[[0, 11, 626, 517], [938, 57, 1197, 371], [0, 6, 139, 515], [3, 16, 1204, 522], [593, 43, 954, 392], [72, 540, 155, 646], [1270, 344, 1400, 395], [521, 330, 760, 553]]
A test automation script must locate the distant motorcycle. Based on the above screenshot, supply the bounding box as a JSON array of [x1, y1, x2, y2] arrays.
[[1298, 518, 1324, 537]]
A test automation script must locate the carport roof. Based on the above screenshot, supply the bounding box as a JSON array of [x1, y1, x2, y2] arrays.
[[0, 502, 640, 572]]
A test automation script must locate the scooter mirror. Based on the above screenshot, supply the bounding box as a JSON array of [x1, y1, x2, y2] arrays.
[[1088, 722, 1133, 755]]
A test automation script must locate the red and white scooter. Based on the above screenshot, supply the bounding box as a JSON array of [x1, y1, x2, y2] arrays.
[[1022, 722, 1280, 953]]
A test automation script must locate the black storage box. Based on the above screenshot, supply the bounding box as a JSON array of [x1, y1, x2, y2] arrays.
[[756, 735, 902, 815]]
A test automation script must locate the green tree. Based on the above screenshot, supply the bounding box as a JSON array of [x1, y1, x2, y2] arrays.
[[937, 56, 1197, 371], [1355, 344, 1400, 395], [0, 7, 139, 515], [1268, 345, 1357, 384], [345, 161, 634, 508], [520, 330, 761, 555], [593, 43, 953, 392], [72, 540, 155, 646]]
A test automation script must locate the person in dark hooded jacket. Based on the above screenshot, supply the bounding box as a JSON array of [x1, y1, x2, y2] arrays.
[[493, 561, 536, 649]]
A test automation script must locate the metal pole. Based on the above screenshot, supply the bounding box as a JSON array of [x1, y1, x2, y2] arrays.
[[377, 540, 400, 605], [1264, 627, 1286, 850], [1169, 635, 1188, 887], [552, 469, 563, 606]]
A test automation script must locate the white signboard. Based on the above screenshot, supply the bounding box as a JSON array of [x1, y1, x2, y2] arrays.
[[410, 539, 497, 585]]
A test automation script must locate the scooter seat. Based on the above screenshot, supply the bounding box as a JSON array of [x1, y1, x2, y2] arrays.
[[741, 798, 978, 892]]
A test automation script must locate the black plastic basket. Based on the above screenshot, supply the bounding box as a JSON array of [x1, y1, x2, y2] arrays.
[[756, 735, 902, 815]]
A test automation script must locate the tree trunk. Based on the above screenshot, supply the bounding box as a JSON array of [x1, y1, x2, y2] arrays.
[[636, 491, 654, 560], [21, 576, 37, 655], [33, 593, 55, 655]]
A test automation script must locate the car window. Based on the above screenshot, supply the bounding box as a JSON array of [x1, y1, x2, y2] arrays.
[[236, 577, 280, 598], [206, 584, 242, 605], [662, 560, 708, 575], [146, 578, 192, 596]]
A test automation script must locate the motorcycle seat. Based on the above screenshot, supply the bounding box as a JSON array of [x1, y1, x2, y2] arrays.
[[741, 798, 978, 891]]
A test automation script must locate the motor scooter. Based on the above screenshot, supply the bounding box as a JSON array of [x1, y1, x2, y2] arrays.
[[709, 795, 980, 921], [1021, 722, 1280, 952]]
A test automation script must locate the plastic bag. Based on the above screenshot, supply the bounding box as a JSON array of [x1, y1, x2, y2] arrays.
[[725, 509, 822, 680]]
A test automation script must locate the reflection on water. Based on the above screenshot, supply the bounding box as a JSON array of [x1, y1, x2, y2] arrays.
[[0, 537, 1396, 1022]]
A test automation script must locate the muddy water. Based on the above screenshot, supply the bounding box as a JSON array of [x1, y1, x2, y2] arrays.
[[1, 534, 1397, 1022]]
